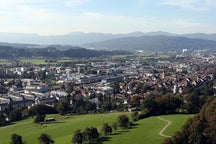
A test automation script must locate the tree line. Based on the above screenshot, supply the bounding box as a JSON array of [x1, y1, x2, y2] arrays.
[[8, 114, 131, 144], [162, 96, 216, 144]]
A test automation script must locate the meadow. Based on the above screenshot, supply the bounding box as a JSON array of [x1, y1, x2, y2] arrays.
[[0, 61, 12, 65], [19, 59, 79, 65], [0, 113, 193, 144]]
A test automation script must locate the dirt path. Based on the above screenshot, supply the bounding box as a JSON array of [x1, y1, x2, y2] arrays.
[[157, 116, 172, 138]]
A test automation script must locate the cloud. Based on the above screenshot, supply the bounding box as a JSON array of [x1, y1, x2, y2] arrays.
[[64, 0, 87, 7], [161, 0, 215, 12], [167, 19, 215, 34], [83, 12, 104, 18], [172, 19, 203, 27]]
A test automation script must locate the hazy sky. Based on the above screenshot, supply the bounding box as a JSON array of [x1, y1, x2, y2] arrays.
[[0, 0, 216, 35]]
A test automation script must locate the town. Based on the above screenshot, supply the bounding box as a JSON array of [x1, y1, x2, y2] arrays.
[[0, 49, 215, 114]]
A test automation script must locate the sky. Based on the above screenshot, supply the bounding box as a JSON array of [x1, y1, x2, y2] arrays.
[[0, 0, 216, 35]]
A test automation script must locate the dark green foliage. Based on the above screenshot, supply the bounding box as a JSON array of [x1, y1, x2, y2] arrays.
[[71, 98, 96, 114], [117, 114, 130, 129], [163, 97, 216, 144], [131, 111, 139, 122], [72, 130, 84, 144], [83, 127, 99, 142], [38, 133, 54, 144], [0, 113, 7, 126], [29, 104, 57, 116], [10, 133, 24, 144], [111, 121, 118, 131], [55, 101, 69, 115], [34, 114, 45, 123], [9, 109, 22, 122], [101, 101, 112, 112], [101, 123, 112, 136], [0, 45, 130, 59]]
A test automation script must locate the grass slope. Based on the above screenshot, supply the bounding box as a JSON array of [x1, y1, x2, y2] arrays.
[[0, 113, 193, 144], [103, 114, 194, 144]]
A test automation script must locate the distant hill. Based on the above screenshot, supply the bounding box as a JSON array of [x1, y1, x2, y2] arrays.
[[1, 31, 216, 46], [0, 45, 130, 59], [83, 35, 216, 52], [184, 33, 216, 41]]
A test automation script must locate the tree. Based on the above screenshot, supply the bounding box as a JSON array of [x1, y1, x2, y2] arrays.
[[72, 130, 84, 144], [55, 101, 69, 115], [38, 133, 54, 144], [34, 114, 45, 123], [141, 96, 157, 115], [10, 133, 24, 144], [117, 114, 130, 129], [83, 127, 99, 142], [0, 113, 7, 126], [101, 123, 112, 136], [131, 111, 139, 122], [29, 104, 57, 116], [163, 97, 216, 144], [9, 109, 22, 122], [111, 121, 118, 131]]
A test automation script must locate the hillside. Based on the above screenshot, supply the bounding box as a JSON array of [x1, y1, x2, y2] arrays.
[[0, 113, 193, 144], [163, 97, 216, 144], [0, 45, 130, 59], [84, 35, 216, 52]]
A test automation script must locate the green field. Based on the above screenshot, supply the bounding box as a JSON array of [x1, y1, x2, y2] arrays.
[[104, 114, 193, 144], [20, 59, 79, 65], [0, 113, 193, 144], [20, 59, 50, 65], [0, 61, 12, 65]]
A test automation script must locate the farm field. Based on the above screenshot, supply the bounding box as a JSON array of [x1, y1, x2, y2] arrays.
[[0, 113, 193, 144], [19, 59, 79, 65], [0, 61, 12, 65]]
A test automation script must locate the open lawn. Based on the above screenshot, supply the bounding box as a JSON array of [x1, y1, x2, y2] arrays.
[[103, 114, 193, 144], [0, 113, 193, 144]]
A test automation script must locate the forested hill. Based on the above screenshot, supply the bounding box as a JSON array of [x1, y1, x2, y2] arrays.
[[163, 96, 216, 144], [84, 35, 216, 52], [0, 45, 130, 59]]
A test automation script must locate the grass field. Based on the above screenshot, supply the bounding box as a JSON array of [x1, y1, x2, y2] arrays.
[[20, 59, 50, 65], [0, 113, 193, 144], [0, 61, 12, 65], [103, 114, 193, 144], [20, 59, 79, 65]]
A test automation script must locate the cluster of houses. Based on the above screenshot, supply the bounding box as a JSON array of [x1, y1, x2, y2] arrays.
[[0, 51, 216, 112]]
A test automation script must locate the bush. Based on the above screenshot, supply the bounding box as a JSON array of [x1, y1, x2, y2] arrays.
[[131, 111, 139, 122], [117, 114, 130, 129], [101, 123, 112, 136], [34, 114, 45, 123]]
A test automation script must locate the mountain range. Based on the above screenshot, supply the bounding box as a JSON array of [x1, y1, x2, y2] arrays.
[[1, 31, 216, 45], [83, 35, 216, 52], [1, 31, 216, 52]]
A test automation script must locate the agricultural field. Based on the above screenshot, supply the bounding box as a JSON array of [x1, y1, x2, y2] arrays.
[[0, 61, 12, 65], [19, 59, 79, 65], [20, 59, 50, 65], [0, 113, 193, 144]]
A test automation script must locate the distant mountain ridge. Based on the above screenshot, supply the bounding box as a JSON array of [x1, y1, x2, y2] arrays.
[[1, 31, 216, 46], [83, 35, 216, 52]]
